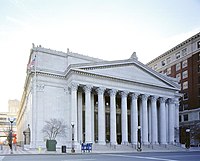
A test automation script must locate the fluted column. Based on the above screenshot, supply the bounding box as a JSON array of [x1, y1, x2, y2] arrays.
[[174, 97, 180, 144], [121, 91, 129, 144], [168, 98, 175, 144], [70, 82, 79, 143], [130, 93, 139, 145], [83, 85, 93, 143], [150, 96, 158, 144], [141, 94, 149, 144], [159, 97, 167, 144], [96, 87, 106, 145], [109, 89, 117, 145], [77, 92, 83, 143]]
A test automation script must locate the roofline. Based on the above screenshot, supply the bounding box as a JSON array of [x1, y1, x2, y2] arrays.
[[146, 32, 200, 65]]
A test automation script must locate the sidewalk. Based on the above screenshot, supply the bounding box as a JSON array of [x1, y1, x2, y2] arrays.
[[0, 145, 199, 155]]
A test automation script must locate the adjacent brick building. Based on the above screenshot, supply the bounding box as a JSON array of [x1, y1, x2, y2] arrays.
[[147, 32, 200, 146]]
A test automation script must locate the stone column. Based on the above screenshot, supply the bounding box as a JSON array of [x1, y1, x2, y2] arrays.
[[70, 82, 79, 144], [96, 87, 106, 145], [174, 97, 180, 144], [130, 93, 139, 145], [168, 98, 175, 144], [141, 94, 149, 144], [150, 96, 158, 144], [83, 85, 93, 143], [77, 92, 83, 143], [159, 97, 167, 144], [91, 93, 95, 143], [109, 89, 117, 145], [121, 91, 129, 144]]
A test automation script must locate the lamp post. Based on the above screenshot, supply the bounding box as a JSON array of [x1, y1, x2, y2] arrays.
[[8, 118, 16, 154], [185, 128, 190, 149], [137, 126, 142, 151], [71, 121, 75, 153]]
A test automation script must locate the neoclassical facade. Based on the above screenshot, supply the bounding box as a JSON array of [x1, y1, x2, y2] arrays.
[[17, 46, 181, 149]]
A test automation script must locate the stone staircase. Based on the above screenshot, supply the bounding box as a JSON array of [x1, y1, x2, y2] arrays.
[[92, 143, 186, 153]]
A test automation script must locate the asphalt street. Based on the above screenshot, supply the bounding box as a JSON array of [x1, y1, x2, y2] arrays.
[[0, 151, 200, 161]]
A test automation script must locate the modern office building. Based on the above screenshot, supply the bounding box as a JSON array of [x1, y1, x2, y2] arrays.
[[17, 45, 181, 149], [147, 32, 200, 146]]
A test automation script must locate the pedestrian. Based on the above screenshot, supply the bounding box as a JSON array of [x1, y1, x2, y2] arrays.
[[7, 131, 12, 150], [13, 135, 17, 151]]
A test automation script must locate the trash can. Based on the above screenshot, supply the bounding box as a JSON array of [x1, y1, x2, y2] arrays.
[[62, 145, 66, 153]]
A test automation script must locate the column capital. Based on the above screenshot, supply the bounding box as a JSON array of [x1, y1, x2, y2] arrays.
[[70, 82, 79, 91], [96, 87, 106, 95], [109, 89, 117, 96], [141, 94, 150, 101], [149, 95, 158, 102], [120, 91, 129, 97], [168, 98, 175, 104], [159, 97, 168, 103], [131, 92, 140, 99], [175, 97, 180, 104], [83, 85, 93, 93]]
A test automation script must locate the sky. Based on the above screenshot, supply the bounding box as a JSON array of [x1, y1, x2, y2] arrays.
[[0, 0, 200, 112]]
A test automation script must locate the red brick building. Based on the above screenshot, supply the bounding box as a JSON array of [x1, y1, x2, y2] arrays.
[[147, 32, 200, 146]]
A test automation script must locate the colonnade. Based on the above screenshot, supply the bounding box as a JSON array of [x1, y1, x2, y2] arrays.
[[70, 83, 179, 145]]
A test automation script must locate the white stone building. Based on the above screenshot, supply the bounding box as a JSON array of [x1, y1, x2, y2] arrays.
[[17, 46, 181, 149]]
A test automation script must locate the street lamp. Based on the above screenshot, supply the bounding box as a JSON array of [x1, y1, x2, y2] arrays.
[[185, 128, 190, 149], [137, 126, 142, 151], [8, 118, 16, 154], [71, 121, 75, 153]]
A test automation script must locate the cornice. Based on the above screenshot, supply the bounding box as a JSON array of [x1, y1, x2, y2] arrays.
[[147, 32, 200, 65], [32, 46, 103, 61]]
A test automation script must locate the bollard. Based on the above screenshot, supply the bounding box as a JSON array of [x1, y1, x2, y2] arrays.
[[38, 146, 42, 153]]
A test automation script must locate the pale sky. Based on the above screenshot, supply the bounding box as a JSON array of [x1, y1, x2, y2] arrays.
[[0, 0, 200, 112]]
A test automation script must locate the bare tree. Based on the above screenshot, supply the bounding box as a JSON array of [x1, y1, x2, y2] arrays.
[[42, 118, 67, 140], [190, 121, 200, 144]]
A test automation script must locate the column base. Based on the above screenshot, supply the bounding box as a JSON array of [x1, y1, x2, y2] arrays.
[[98, 141, 106, 145], [110, 141, 117, 146], [121, 141, 129, 145], [142, 142, 149, 145]]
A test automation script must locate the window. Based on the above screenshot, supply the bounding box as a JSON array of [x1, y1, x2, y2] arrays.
[[176, 63, 181, 71], [161, 60, 166, 66], [179, 115, 182, 122], [198, 76, 200, 84], [197, 41, 200, 48], [166, 57, 171, 64], [176, 52, 181, 59], [182, 81, 188, 90], [183, 92, 188, 100], [182, 70, 188, 79], [198, 53, 200, 61], [183, 104, 189, 110], [176, 73, 181, 82], [183, 114, 188, 121], [166, 67, 171, 75], [182, 60, 188, 68], [198, 64, 200, 72], [182, 48, 187, 56]]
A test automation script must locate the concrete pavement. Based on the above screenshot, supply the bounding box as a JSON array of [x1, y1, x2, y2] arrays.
[[0, 144, 199, 155]]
